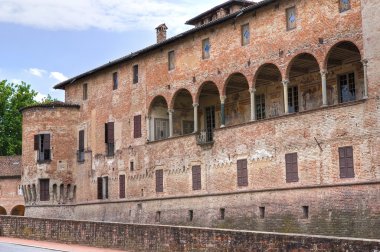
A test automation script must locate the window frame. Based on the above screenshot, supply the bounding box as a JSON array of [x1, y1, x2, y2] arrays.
[[39, 179, 50, 201], [286, 6, 297, 31], [134, 115, 142, 138], [119, 174, 126, 199], [192, 165, 201, 190], [155, 169, 164, 193], [83, 83, 88, 100], [285, 153, 299, 183], [339, 146, 355, 178], [112, 72, 118, 90], [241, 23, 250, 46], [202, 38, 210, 59], [168, 50, 175, 71], [338, 72, 356, 103], [237, 159, 248, 187], [34, 134, 51, 163], [339, 0, 351, 13], [133, 65, 139, 84]]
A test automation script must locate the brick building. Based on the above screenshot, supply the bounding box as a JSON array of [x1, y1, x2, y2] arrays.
[[20, 0, 380, 238], [0, 156, 25, 216]]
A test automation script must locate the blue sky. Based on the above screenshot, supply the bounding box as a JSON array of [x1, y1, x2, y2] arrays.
[[0, 0, 246, 101]]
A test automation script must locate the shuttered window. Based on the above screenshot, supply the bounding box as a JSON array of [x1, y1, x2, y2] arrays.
[[34, 134, 51, 162], [155, 169, 163, 193], [237, 159, 248, 187], [119, 175, 125, 199], [40, 179, 50, 201], [104, 176, 109, 199], [97, 177, 103, 199], [134, 115, 142, 138], [339, 146, 355, 178], [285, 153, 299, 182], [192, 166, 201, 190]]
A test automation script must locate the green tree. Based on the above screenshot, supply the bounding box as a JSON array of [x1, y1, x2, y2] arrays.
[[0, 80, 37, 155]]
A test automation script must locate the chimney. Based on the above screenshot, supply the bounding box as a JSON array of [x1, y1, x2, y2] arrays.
[[155, 23, 168, 43]]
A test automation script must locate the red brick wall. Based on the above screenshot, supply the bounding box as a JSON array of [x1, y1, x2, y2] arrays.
[[0, 216, 378, 251]]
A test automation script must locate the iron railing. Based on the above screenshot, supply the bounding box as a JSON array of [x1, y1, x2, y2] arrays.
[[196, 129, 214, 145]]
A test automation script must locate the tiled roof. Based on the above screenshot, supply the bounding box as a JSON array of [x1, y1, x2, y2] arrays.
[[53, 0, 277, 90], [20, 101, 80, 113], [0, 156, 21, 177]]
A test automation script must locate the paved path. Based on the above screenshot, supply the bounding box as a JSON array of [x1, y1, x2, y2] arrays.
[[0, 237, 125, 252]]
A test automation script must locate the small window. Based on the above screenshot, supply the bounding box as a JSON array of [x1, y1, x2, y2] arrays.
[[119, 175, 125, 199], [202, 38, 210, 59], [339, 0, 351, 12], [77, 130, 85, 162], [241, 23, 250, 46], [339, 73, 355, 103], [83, 83, 88, 100], [189, 210, 194, 222], [285, 153, 299, 182], [237, 159, 248, 187], [39, 179, 50, 201], [192, 166, 201, 191], [259, 207, 265, 219], [220, 208, 225, 220], [255, 94, 266, 120], [133, 65, 139, 84], [34, 134, 51, 162], [286, 6, 297, 30], [339, 146, 355, 178], [155, 169, 163, 193], [112, 72, 118, 90], [302, 206, 309, 219], [130, 161, 134, 172], [168, 50, 175, 70], [97, 177, 108, 200], [105, 122, 114, 157], [155, 211, 161, 222], [134, 115, 142, 138]]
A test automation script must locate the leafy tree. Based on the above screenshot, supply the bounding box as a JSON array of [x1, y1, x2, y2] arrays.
[[41, 94, 59, 104], [0, 80, 37, 155]]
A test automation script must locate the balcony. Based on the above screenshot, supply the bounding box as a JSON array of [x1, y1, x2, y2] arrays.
[[196, 129, 214, 145]]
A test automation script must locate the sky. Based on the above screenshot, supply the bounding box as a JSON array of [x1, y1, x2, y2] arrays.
[[0, 0, 258, 101]]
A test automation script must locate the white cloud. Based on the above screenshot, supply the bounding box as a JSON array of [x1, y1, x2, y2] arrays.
[[0, 0, 247, 34], [28, 68, 47, 77], [49, 72, 68, 82], [35, 92, 47, 102]]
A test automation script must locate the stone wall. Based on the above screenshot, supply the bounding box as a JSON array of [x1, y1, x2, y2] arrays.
[[0, 216, 378, 251]]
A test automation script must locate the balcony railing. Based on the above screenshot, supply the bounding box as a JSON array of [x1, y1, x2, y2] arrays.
[[77, 150, 85, 162], [196, 129, 214, 145]]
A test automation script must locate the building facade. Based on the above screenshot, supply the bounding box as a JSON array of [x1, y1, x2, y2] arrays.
[[21, 0, 380, 238], [0, 156, 25, 216]]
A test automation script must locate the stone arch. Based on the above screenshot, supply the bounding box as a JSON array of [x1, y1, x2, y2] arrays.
[[10, 205, 25, 216], [0, 206, 7, 215], [253, 63, 283, 87], [148, 95, 170, 141], [223, 73, 250, 126], [285, 52, 321, 80], [170, 89, 195, 136], [286, 53, 322, 113], [195, 81, 220, 104], [324, 40, 363, 103], [252, 63, 283, 119], [323, 40, 362, 69]]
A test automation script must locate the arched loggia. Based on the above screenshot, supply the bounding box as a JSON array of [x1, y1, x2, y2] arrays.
[[11, 205, 25, 216], [196, 81, 220, 143], [148, 96, 170, 141], [224, 73, 250, 126], [171, 89, 194, 136], [253, 64, 283, 119], [286, 53, 321, 112], [325, 41, 364, 104]]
